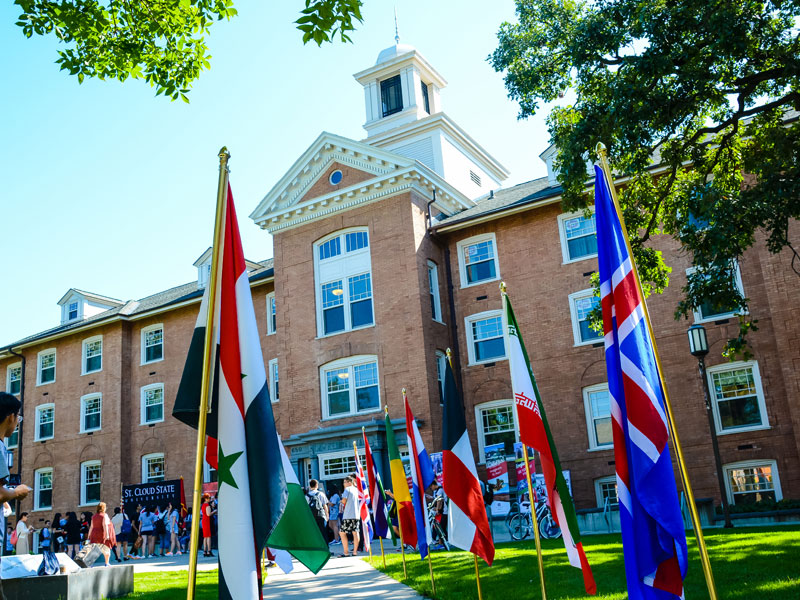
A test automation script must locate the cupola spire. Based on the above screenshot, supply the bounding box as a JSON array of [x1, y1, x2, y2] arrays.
[[394, 7, 400, 44]]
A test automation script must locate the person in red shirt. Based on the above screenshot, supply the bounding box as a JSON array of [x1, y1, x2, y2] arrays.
[[87, 502, 117, 567], [201, 494, 216, 557]]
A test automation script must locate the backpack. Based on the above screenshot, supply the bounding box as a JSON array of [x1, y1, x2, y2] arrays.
[[120, 517, 132, 534], [155, 515, 167, 535], [9, 530, 17, 546], [307, 490, 326, 519]]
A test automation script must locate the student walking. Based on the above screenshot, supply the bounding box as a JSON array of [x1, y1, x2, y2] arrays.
[[87, 502, 117, 567], [64, 512, 82, 558], [306, 479, 329, 543], [327, 484, 341, 545], [338, 476, 360, 557], [167, 507, 181, 556]]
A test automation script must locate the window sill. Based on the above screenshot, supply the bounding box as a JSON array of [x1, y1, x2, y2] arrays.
[[31, 507, 52, 513], [35, 380, 55, 387], [321, 407, 383, 422], [78, 502, 99, 508], [315, 324, 376, 340], [80, 429, 102, 435], [573, 339, 604, 348], [141, 358, 165, 367], [467, 357, 507, 367], [140, 420, 165, 427], [562, 254, 598, 266], [267, 332, 276, 336], [587, 446, 614, 453], [716, 424, 771, 437], [81, 369, 102, 377], [460, 276, 501, 290], [34, 438, 53, 443], [432, 319, 446, 326], [693, 312, 743, 325]]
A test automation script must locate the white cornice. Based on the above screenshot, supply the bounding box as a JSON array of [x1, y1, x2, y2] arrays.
[[353, 49, 447, 89], [255, 163, 474, 234], [365, 113, 510, 182], [249, 132, 416, 224]]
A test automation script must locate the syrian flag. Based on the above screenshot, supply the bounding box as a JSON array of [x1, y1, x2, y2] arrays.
[[504, 292, 597, 595], [353, 448, 374, 546], [363, 431, 393, 541], [404, 395, 435, 559], [441, 356, 494, 565], [385, 410, 417, 548], [173, 183, 329, 598]]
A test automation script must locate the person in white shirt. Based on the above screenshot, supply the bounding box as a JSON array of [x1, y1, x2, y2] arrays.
[[337, 476, 360, 556]]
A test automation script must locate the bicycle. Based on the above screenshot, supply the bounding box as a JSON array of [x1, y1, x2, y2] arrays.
[[427, 499, 450, 551], [507, 494, 562, 540]]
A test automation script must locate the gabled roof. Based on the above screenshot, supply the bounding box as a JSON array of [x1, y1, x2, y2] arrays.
[[57, 288, 125, 307], [249, 131, 475, 234], [0, 259, 275, 355]]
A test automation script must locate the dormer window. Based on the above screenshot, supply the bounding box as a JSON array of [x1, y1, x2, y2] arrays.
[[381, 75, 403, 117], [68, 302, 78, 321]]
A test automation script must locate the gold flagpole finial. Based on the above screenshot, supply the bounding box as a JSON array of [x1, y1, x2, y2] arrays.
[[500, 281, 507, 294], [401, 387, 407, 395], [353, 440, 358, 450], [218, 146, 230, 159], [362, 426, 366, 434], [445, 347, 452, 359], [384, 406, 389, 416], [595, 142, 607, 157]]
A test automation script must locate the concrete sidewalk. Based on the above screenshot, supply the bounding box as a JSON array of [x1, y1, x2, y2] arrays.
[[262, 555, 425, 599]]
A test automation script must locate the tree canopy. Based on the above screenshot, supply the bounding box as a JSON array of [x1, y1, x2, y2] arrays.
[[13, 0, 364, 101], [491, 0, 800, 358]]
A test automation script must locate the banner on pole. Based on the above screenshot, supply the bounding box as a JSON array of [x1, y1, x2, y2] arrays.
[[430, 452, 444, 486], [513, 442, 536, 491], [122, 479, 181, 517]]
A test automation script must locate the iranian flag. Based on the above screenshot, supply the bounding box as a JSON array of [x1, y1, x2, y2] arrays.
[[173, 184, 329, 599], [504, 292, 597, 595]]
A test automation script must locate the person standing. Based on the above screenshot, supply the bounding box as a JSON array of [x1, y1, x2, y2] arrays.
[[167, 506, 181, 556], [200, 494, 215, 557], [0, 394, 31, 560], [327, 484, 341, 545], [87, 502, 116, 567], [139, 506, 156, 559], [39, 520, 52, 553], [64, 513, 82, 558], [110, 507, 124, 562], [14, 513, 34, 555], [306, 480, 329, 543], [337, 476, 360, 557]]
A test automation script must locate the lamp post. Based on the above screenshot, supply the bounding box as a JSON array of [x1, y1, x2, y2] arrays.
[[688, 324, 733, 528]]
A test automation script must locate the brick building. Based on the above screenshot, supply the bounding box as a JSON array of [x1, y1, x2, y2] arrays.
[[2, 42, 799, 527]]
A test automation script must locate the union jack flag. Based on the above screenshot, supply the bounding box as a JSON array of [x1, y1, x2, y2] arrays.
[[353, 450, 374, 544], [594, 165, 688, 599]]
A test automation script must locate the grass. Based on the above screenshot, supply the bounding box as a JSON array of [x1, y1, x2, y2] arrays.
[[128, 526, 800, 599], [374, 525, 800, 600]]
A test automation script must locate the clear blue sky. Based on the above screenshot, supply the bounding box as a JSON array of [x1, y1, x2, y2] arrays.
[[0, 1, 561, 346]]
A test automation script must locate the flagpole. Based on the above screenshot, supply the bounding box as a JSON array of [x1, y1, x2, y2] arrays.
[[427, 552, 437, 597], [353, 441, 374, 563], [385, 406, 408, 579], [445, 349, 486, 600], [595, 143, 718, 600], [379, 537, 386, 570], [363, 426, 387, 569], [186, 147, 230, 600], [500, 285, 547, 598]]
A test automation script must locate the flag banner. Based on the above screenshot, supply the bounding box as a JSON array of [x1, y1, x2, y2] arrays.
[[173, 184, 329, 599], [385, 411, 417, 548], [354, 449, 374, 545], [441, 357, 495, 565], [404, 396, 435, 559], [513, 443, 535, 492], [430, 453, 444, 486], [484, 442, 513, 516], [594, 165, 688, 599], [180, 477, 188, 519], [505, 293, 597, 595], [363, 431, 393, 541]]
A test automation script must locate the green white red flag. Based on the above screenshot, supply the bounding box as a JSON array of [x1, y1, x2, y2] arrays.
[[504, 291, 597, 595]]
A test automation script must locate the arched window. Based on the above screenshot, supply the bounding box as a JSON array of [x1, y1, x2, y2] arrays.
[[314, 228, 374, 337], [320, 355, 381, 419]]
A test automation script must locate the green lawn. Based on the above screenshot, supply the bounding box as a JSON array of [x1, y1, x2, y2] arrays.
[[129, 526, 800, 599], [375, 526, 800, 600]]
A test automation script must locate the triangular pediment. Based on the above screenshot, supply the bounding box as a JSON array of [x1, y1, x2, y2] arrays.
[[250, 131, 476, 234], [250, 132, 414, 219]]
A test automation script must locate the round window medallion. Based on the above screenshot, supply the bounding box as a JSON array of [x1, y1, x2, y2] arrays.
[[329, 170, 343, 185]]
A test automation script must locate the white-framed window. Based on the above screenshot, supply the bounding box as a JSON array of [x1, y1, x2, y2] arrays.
[[435, 350, 446, 404], [6, 423, 19, 449], [34, 468, 53, 511], [35, 403, 55, 441], [80, 460, 101, 506], [82, 335, 103, 375], [687, 263, 746, 323], [141, 383, 165, 425], [594, 475, 618, 508], [707, 361, 768, 435], [724, 460, 781, 505], [142, 453, 166, 484], [569, 289, 602, 346], [269, 358, 279, 403], [314, 229, 374, 337], [558, 211, 597, 263], [80, 393, 102, 433], [320, 355, 381, 419], [37, 349, 56, 386], [427, 261, 443, 322], [141, 324, 164, 364], [68, 301, 79, 321], [466, 310, 506, 365], [6, 362, 21, 396], [457, 233, 500, 288], [266, 293, 277, 335], [475, 400, 519, 463], [318, 449, 367, 481], [583, 383, 613, 450]]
